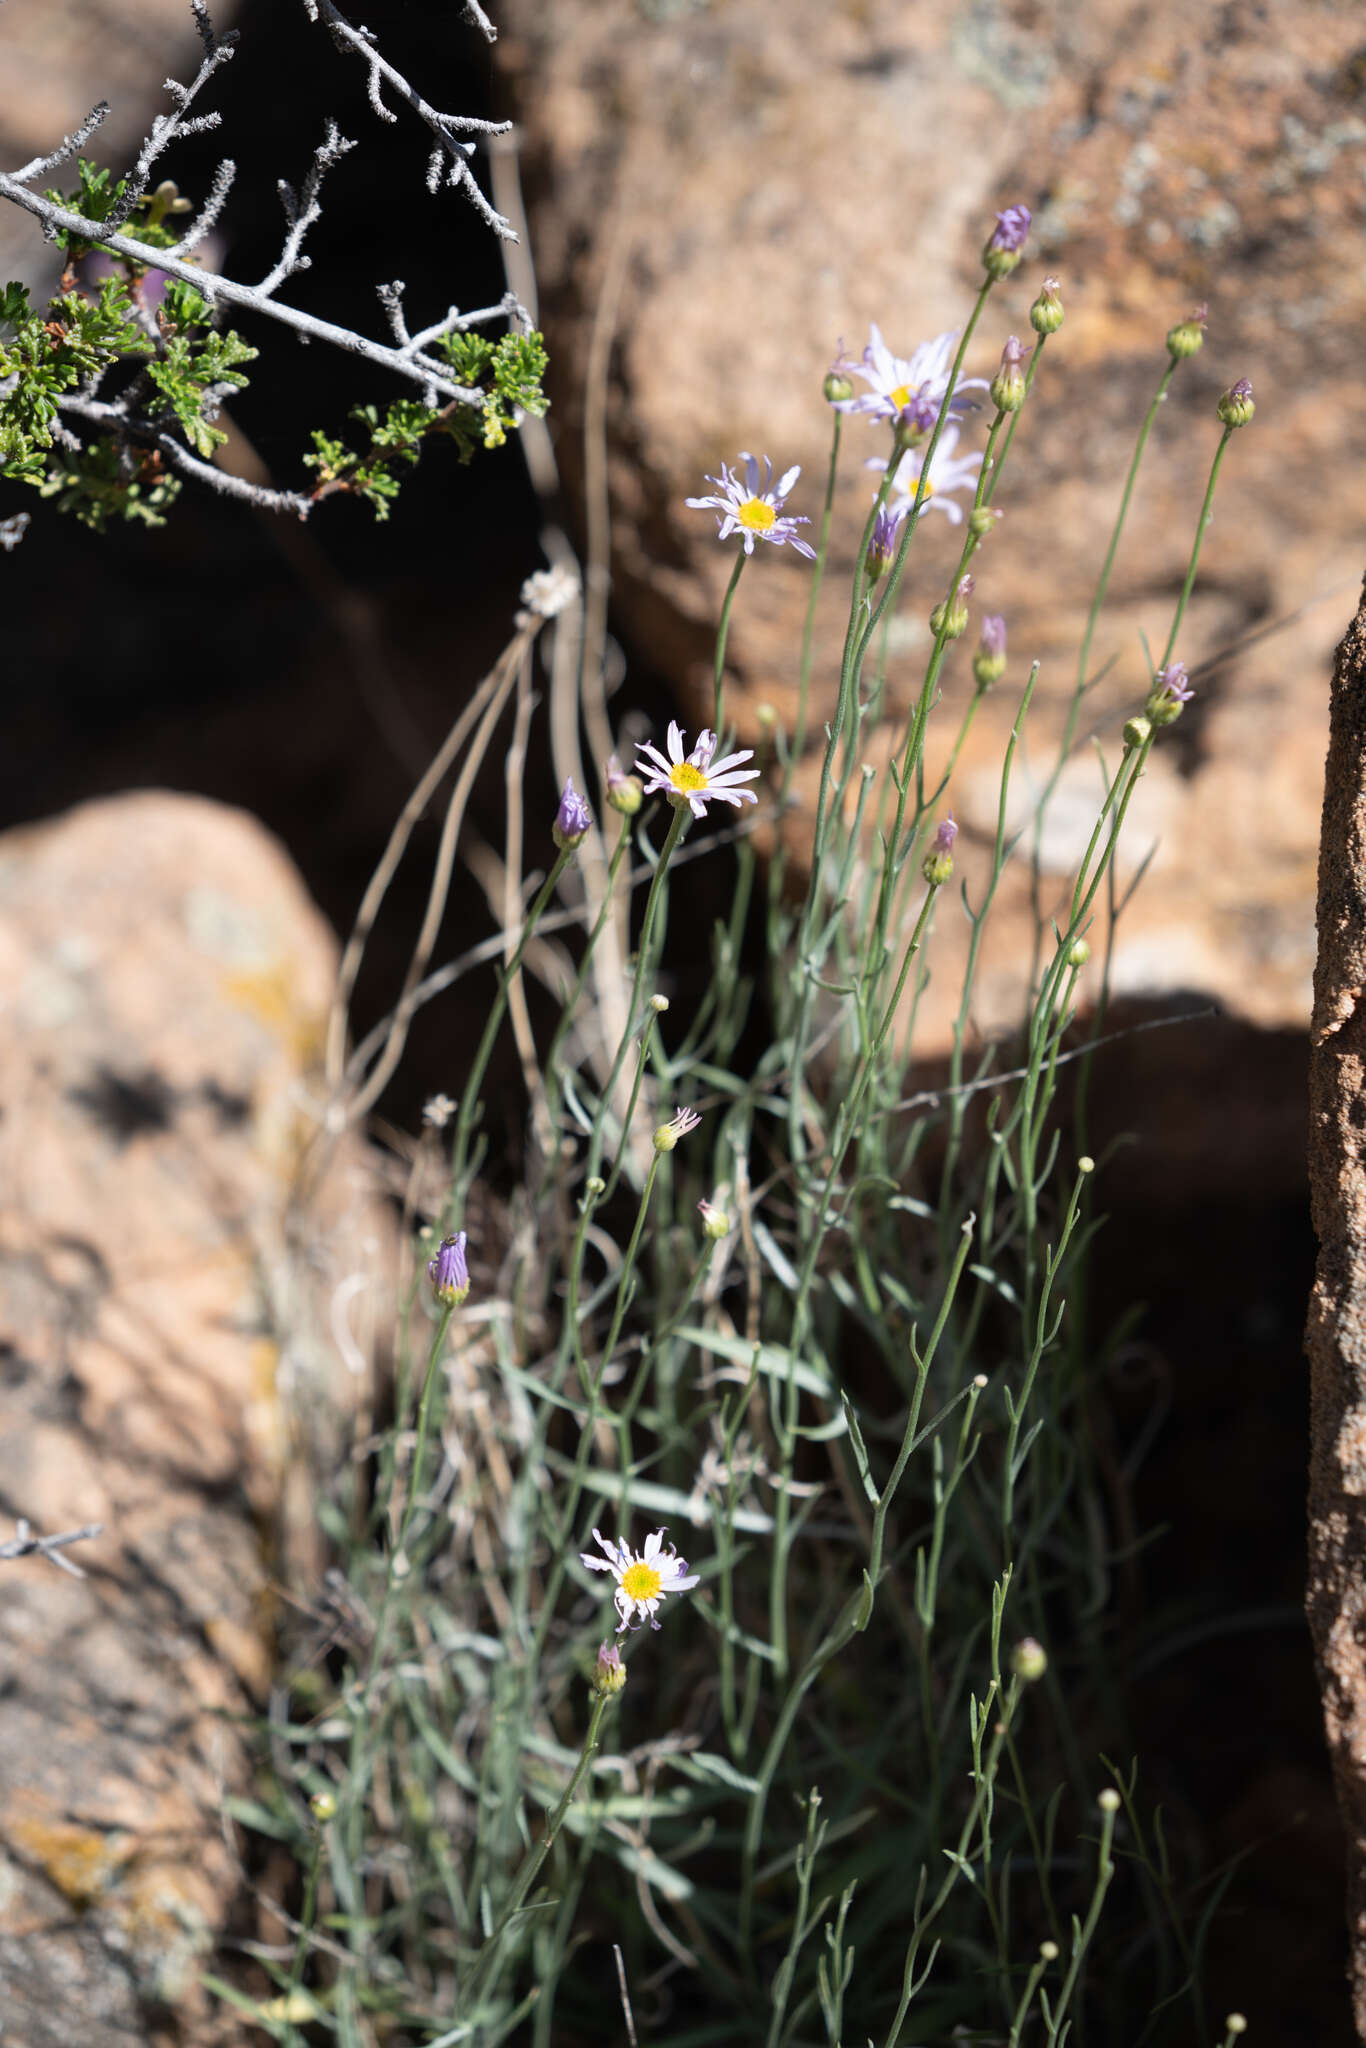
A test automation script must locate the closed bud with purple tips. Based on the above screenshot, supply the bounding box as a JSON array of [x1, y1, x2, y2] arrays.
[[973, 613, 1008, 689], [553, 778, 593, 851], [1029, 276, 1064, 335], [604, 755, 643, 817], [930, 574, 974, 641], [923, 812, 958, 888], [989, 334, 1029, 414], [865, 502, 907, 582], [983, 204, 1031, 279], [427, 1230, 470, 1307], [1217, 377, 1255, 428], [590, 1640, 627, 1698]]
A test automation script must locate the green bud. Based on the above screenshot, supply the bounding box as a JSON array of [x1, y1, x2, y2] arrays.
[[1216, 378, 1255, 428], [1122, 714, 1152, 750], [309, 1790, 338, 1822], [1098, 1787, 1121, 1813], [929, 574, 974, 642], [1011, 1637, 1048, 1683], [590, 1641, 627, 1697], [1066, 937, 1091, 968], [1029, 276, 1064, 334], [823, 369, 855, 405], [698, 1198, 730, 1241], [1166, 305, 1207, 359], [605, 756, 644, 815], [968, 506, 1002, 540], [989, 335, 1028, 413]]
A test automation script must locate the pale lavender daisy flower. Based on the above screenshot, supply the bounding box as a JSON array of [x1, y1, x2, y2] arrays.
[[635, 722, 760, 819], [686, 452, 816, 558], [833, 325, 986, 435], [581, 1526, 700, 1632], [867, 419, 983, 525]]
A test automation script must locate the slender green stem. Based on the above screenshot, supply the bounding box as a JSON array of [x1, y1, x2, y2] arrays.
[[462, 1692, 613, 2009], [712, 548, 747, 735]]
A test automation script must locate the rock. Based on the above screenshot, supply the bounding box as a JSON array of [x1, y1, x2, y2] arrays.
[[494, 0, 1361, 1047], [0, 792, 384, 2045], [0, 0, 244, 288]]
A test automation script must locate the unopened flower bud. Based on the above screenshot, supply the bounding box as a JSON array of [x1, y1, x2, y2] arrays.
[[1029, 276, 1064, 334], [698, 1197, 730, 1240], [1098, 1787, 1121, 1813], [1225, 2019, 1248, 2038], [427, 1231, 469, 1307], [1078, 1154, 1095, 1174], [968, 505, 1002, 539], [585, 1175, 605, 1198], [1217, 377, 1255, 428], [973, 613, 1007, 689], [866, 503, 907, 582], [989, 334, 1029, 413], [1145, 659, 1195, 726], [1166, 303, 1207, 359], [653, 1106, 701, 1153], [823, 368, 855, 405], [1122, 714, 1152, 750], [605, 755, 643, 816], [553, 777, 592, 851], [1011, 1636, 1048, 1683], [309, 1790, 338, 1822], [930, 574, 974, 641], [1066, 937, 1091, 969], [983, 203, 1031, 279], [591, 1640, 627, 1698], [922, 812, 958, 888], [1040, 1940, 1060, 1962], [755, 702, 778, 731], [649, 993, 670, 1014]]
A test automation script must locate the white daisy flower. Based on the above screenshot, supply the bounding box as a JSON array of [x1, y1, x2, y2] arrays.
[[635, 722, 760, 819], [685, 452, 817, 558], [867, 419, 982, 526], [833, 325, 987, 433], [581, 1526, 700, 1632]]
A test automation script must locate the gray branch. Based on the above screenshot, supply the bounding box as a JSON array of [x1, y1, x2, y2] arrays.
[[0, 175, 489, 407], [0, 1519, 102, 1577], [155, 433, 314, 516], [8, 101, 110, 185], [257, 120, 356, 296], [304, 0, 516, 238], [101, 6, 239, 235], [462, 1, 498, 42]]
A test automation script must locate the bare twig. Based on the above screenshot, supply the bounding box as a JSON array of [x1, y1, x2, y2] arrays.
[[304, 0, 515, 238], [104, 23, 238, 233], [0, 1519, 102, 1577]]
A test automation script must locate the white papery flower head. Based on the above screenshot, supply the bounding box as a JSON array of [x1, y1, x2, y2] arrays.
[[581, 1526, 700, 1632], [867, 420, 983, 526], [636, 722, 760, 819]]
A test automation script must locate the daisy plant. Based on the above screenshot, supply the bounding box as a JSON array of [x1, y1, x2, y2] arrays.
[[244, 196, 1265, 2048]]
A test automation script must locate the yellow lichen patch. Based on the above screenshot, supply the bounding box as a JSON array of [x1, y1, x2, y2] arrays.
[[8, 1816, 132, 1907]]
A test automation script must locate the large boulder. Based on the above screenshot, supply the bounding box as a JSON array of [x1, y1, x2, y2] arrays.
[[494, 0, 1362, 1045], [0, 791, 383, 2045]]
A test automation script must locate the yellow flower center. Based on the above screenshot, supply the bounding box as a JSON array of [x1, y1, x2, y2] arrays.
[[909, 472, 934, 497], [621, 1561, 663, 1603], [670, 761, 708, 794], [890, 382, 912, 411], [737, 496, 776, 533]]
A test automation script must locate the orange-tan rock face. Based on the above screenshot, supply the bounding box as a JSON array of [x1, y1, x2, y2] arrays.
[[496, 0, 1364, 1046], [0, 793, 382, 2046]]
